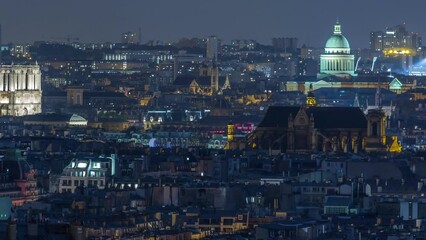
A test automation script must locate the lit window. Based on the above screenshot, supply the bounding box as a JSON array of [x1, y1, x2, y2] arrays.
[[77, 162, 88, 168]]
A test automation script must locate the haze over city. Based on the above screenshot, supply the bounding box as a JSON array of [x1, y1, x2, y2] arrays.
[[2, 1, 426, 239], [1, 0, 426, 47]]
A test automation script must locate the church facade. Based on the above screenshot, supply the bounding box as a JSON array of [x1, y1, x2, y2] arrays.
[[0, 65, 42, 116]]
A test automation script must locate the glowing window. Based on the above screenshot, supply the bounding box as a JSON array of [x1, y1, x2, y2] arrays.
[[77, 162, 88, 168]]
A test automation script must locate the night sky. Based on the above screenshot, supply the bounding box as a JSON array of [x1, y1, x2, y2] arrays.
[[1, 0, 425, 48]]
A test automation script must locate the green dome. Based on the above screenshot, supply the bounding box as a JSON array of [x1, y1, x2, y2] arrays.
[[325, 34, 350, 49]]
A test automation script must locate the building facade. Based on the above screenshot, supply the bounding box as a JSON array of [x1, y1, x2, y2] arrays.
[[55, 154, 116, 193], [370, 24, 422, 52], [319, 22, 355, 77], [0, 65, 42, 116]]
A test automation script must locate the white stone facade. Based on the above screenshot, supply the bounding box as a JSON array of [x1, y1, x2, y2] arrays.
[[319, 22, 356, 77], [0, 65, 42, 116]]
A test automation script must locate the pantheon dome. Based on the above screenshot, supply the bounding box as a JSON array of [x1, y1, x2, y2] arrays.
[[319, 22, 356, 77]]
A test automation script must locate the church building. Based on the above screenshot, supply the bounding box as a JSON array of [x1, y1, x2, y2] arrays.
[[244, 90, 401, 154], [0, 65, 42, 116]]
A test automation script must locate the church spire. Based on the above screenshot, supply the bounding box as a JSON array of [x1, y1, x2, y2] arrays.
[[305, 84, 317, 108], [375, 78, 382, 108], [353, 92, 360, 108]]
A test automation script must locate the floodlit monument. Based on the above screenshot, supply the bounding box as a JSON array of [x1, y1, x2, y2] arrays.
[[319, 21, 356, 78], [0, 64, 42, 116]]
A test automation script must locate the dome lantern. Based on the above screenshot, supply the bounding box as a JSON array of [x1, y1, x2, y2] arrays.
[[334, 22, 342, 35]]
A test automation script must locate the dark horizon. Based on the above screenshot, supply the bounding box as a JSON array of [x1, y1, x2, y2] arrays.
[[0, 0, 425, 48]]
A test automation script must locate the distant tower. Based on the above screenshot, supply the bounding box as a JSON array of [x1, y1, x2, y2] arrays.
[[224, 122, 235, 150], [375, 79, 382, 107], [210, 64, 219, 95], [66, 87, 84, 106], [365, 109, 387, 152], [353, 92, 360, 108], [305, 84, 318, 108], [206, 36, 219, 63]]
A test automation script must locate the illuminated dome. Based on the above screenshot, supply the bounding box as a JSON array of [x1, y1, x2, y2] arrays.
[[325, 35, 350, 50], [324, 22, 351, 54], [69, 114, 88, 126], [319, 21, 356, 77]]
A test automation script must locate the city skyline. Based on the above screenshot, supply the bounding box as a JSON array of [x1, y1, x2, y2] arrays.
[[0, 0, 425, 48]]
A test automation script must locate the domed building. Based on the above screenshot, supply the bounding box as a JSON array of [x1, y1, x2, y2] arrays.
[[319, 21, 356, 77]]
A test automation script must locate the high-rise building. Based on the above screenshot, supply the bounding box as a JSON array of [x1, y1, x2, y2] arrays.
[[370, 24, 422, 52], [272, 37, 298, 52], [121, 32, 138, 45], [0, 65, 42, 116], [206, 36, 219, 62], [231, 39, 257, 50]]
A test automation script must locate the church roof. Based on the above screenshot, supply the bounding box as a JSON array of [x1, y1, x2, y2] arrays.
[[257, 106, 367, 129], [174, 75, 227, 86], [307, 107, 367, 129], [257, 106, 300, 128]]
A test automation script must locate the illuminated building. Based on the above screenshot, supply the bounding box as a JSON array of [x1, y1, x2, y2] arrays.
[[224, 122, 234, 150], [285, 22, 410, 95], [0, 65, 42, 116], [370, 24, 421, 52], [55, 154, 116, 194], [383, 48, 416, 57], [174, 72, 231, 96], [319, 21, 356, 78], [23, 113, 88, 127], [121, 32, 138, 45], [272, 37, 298, 52]]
